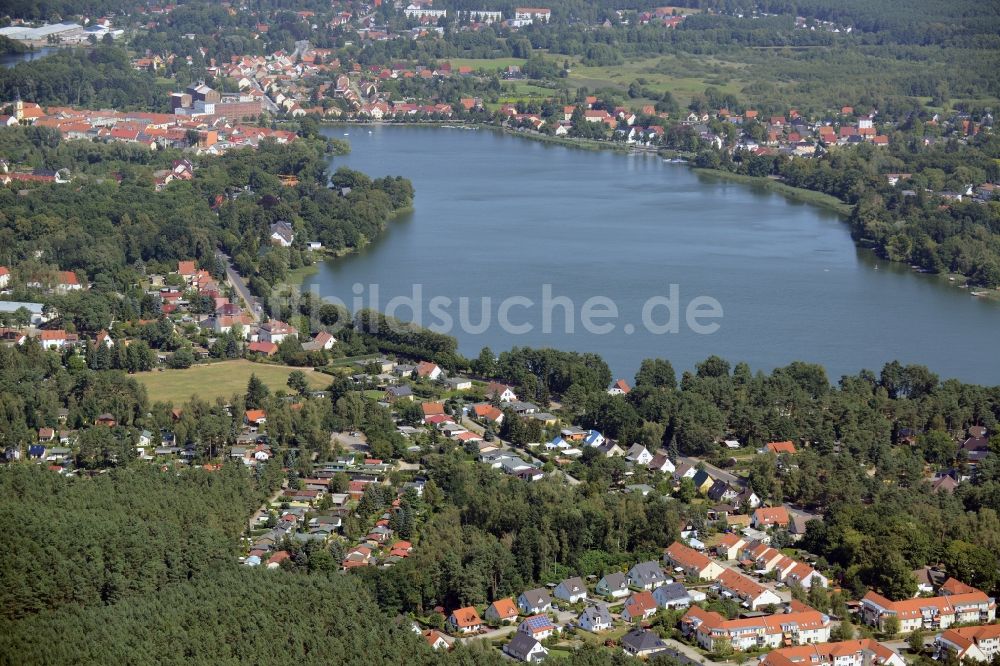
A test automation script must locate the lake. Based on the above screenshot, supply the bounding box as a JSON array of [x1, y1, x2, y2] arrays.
[[307, 125, 1000, 385], [0, 47, 57, 68]]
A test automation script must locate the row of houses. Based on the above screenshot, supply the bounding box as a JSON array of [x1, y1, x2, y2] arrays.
[[860, 577, 995, 632], [682, 602, 831, 652], [5, 100, 298, 156]]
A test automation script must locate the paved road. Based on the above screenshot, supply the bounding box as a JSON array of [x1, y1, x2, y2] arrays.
[[216, 250, 262, 322], [678, 456, 744, 487]]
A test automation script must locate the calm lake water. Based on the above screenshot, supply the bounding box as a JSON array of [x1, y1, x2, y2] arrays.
[[0, 47, 57, 68], [308, 125, 1000, 385]]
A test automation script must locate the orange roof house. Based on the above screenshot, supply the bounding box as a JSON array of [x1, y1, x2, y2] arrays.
[[664, 541, 725, 579], [752, 506, 790, 528], [447, 606, 482, 633], [421, 402, 445, 419], [485, 597, 519, 623], [623, 590, 658, 622], [247, 341, 278, 356], [766, 440, 797, 454], [473, 404, 504, 423], [245, 409, 267, 424]]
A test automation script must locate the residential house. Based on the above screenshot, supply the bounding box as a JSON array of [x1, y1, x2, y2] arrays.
[[445, 376, 473, 390], [247, 341, 278, 356], [415, 361, 442, 380], [259, 320, 297, 344], [935, 624, 1000, 662], [753, 506, 791, 529], [715, 533, 746, 561], [504, 633, 548, 663], [486, 382, 517, 402], [446, 606, 483, 634], [653, 581, 694, 609], [301, 331, 336, 351], [691, 469, 715, 494], [578, 604, 614, 632], [625, 444, 653, 465], [385, 385, 414, 402], [266, 551, 290, 569], [596, 572, 629, 599], [518, 615, 555, 641], [423, 630, 451, 650], [766, 440, 797, 454], [741, 541, 786, 572], [672, 458, 700, 477], [595, 441, 625, 457], [473, 403, 504, 424], [342, 544, 372, 569], [664, 541, 725, 580], [648, 451, 676, 474], [707, 479, 738, 503], [622, 590, 659, 622], [484, 597, 520, 624], [37, 329, 72, 349], [716, 569, 783, 610], [621, 628, 667, 657], [782, 559, 828, 589], [759, 640, 905, 666], [517, 588, 553, 615], [93, 330, 113, 348], [608, 378, 631, 395], [732, 488, 762, 511], [628, 560, 669, 590], [269, 221, 294, 247], [421, 402, 446, 421], [554, 576, 588, 604]]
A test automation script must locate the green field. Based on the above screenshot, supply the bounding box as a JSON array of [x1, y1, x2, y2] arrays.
[[446, 57, 527, 72], [137, 360, 331, 404], [565, 54, 751, 107]]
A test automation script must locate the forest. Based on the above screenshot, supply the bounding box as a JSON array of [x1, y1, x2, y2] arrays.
[[0, 46, 169, 111], [0, 127, 412, 327]]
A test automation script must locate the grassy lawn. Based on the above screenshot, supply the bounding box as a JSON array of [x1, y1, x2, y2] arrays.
[[446, 56, 526, 72], [574, 624, 632, 647], [137, 359, 331, 404]]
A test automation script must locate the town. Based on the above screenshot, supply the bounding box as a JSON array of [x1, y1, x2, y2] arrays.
[[1, 0, 998, 663]]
